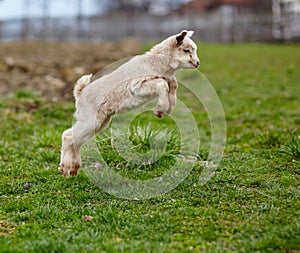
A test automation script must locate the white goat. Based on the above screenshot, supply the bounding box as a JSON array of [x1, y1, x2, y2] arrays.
[[59, 30, 200, 177]]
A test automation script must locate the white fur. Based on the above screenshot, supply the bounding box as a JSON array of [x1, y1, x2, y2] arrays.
[[59, 30, 200, 177]]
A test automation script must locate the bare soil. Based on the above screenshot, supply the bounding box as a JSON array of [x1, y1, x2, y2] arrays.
[[0, 40, 140, 100]]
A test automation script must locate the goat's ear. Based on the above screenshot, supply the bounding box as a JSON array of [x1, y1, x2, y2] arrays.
[[176, 30, 187, 45], [187, 30, 195, 38]]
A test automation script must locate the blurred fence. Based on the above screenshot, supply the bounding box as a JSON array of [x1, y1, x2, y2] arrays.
[[1, 8, 300, 42]]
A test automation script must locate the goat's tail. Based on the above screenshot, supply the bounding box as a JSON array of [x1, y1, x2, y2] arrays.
[[73, 74, 93, 100]]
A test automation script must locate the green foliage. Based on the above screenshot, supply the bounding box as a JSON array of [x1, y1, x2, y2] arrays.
[[0, 43, 300, 252], [281, 135, 300, 160], [94, 124, 181, 179]]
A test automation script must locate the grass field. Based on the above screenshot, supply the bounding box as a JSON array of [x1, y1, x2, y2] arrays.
[[0, 43, 300, 252]]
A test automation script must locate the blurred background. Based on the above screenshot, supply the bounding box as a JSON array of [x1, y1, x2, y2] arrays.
[[0, 0, 300, 42], [0, 0, 299, 100]]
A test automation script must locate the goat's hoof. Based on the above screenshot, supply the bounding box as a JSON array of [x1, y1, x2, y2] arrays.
[[59, 163, 80, 177], [154, 111, 164, 118]]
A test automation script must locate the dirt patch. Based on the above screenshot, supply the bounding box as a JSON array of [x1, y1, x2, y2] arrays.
[[0, 39, 140, 100], [0, 220, 16, 235]]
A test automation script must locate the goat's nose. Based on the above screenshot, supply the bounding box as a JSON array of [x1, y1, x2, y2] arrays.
[[196, 61, 200, 67]]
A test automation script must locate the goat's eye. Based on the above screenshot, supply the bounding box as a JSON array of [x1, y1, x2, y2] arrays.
[[183, 49, 190, 53]]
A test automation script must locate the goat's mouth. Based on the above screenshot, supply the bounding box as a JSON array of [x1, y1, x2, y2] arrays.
[[189, 61, 199, 68]]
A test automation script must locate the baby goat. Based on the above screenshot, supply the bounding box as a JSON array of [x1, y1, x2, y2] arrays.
[[59, 30, 200, 177]]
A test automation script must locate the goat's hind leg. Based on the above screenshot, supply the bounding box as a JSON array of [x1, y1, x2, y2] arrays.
[[59, 113, 111, 177], [59, 127, 81, 177], [59, 120, 95, 177]]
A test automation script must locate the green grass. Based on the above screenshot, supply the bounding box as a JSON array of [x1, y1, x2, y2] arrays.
[[1, 43, 300, 252]]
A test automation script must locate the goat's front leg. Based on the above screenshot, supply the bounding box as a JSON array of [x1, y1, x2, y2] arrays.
[[154, 79, 170, 118], [166, 77, 178, 115], [130, 78, 169, 118]]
